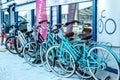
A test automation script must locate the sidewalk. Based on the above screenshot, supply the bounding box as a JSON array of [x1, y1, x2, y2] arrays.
[[0, 45, 6, 52], [0, 45, 117, 80], [0, 46, 80, 80]]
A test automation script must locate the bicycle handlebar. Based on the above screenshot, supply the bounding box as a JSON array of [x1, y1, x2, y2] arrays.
[[9, 21, 28, 29], [65, 20, 80, 26], [39, 20, 49, 24], [52, 20, 80, 31], [55, 23, 63, 28], [20, 21, 29, 24]]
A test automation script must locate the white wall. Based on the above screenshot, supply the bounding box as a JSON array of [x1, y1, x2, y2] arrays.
[[27, 10, 32, 31], [97, 0, 120, 47], [97, 0, 120, 57], [1, 0, 7, 4], [14, 0, 35, 4], [15, 2, 35, 11]]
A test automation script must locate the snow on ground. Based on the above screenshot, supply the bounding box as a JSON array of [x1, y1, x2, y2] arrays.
[[0, 44, 117, 80], [0, 45, 80, 80]]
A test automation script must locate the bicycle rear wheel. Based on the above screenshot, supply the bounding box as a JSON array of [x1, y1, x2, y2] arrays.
[[87, 46, 119, 80], [46, 45, 76, 78], [5, 36, 23, 54], [23, 42, 44, 67], [74, 44, 96, 79], [5, 36, 17, 54], [15, 37, 23, 54]]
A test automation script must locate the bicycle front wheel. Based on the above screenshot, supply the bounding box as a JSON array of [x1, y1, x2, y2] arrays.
[[23, 42, 44, 67], [46, 45, 76, 78], [87, 46, 119, 80]]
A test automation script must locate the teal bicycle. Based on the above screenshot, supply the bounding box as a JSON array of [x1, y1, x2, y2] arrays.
[[87, 43, 119, 80], [46, 21, 119, 80], [45, 20, 92, 78]]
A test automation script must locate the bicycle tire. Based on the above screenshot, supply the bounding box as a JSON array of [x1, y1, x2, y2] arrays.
[[5, 36, 17, 54], [87, 46, 119, 80], [74, 44, 96, 79], [40, 42, 52, 72], [23, 42, 44, 67], [46, 45, 76, 78], [15, 37, 23, 54]]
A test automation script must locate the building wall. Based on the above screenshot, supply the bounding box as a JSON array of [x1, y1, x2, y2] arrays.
[[0, 0, 36, 31], [46, 0, 90, 6]]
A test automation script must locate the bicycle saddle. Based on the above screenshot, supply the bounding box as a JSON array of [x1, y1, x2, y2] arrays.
[[64, 32, 74, 41], [64, 32, 74, 37], [78, 33, 92, 40]]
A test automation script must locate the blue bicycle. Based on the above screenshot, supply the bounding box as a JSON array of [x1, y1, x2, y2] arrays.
[[46, 20, 119, 80]]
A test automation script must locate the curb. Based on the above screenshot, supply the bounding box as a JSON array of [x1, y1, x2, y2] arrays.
[[0, 49, 7, 52]]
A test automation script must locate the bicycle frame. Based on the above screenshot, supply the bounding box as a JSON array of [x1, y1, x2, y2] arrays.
[[17, 31, 27, 46], [59, 34, 90, 66]]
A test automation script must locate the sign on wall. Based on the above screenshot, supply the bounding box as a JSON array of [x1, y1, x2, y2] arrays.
[[36, 0, 47, 39], [97, 0, 120, 46]]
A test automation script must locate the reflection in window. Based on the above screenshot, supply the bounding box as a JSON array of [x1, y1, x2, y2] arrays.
[[61, 2, 92, 38], [4, 11, 9, 25]]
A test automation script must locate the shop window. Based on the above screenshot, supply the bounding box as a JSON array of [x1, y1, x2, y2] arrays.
[[61, 2, 92, 39], [4, 11, 9, 25], [18, 11, 27, 32]]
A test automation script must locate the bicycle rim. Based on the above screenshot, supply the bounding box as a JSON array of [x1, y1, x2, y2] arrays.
[[23, 42, 44, 67], [74, 44, 95, 79], [46, 45, 76, 78], [15, 38, 23, 54], [87, 46, 119, 80], [40, 42, 51, 72]]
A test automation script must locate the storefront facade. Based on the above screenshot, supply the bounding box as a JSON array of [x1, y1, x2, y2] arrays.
[[0, 0, 36, 32]]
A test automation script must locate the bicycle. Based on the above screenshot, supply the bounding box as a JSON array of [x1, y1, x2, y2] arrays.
[[22, 20, 60, 67], [45, 20, 84, 78], [5, 21, 34, 55], [46, 20, 119, 80], [97, 10, 116, 34], [87, 43, 119, 80]]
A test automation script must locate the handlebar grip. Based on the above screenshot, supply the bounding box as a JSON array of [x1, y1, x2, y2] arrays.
[[36, 25, 41, 28], [55, 23, 63, 27], [51, 29, 59, 34], [39, 20, 49, 24], [21, 22, 29, 24], [65, 20, 80, 26]]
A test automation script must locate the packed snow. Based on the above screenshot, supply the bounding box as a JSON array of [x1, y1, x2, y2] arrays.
[[0, 45, 80, 80]]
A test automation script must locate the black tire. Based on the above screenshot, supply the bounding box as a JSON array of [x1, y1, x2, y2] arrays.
[[23, 42, 44, 67], [5, 36, 23, 54], [87, 46, 119, 80], [5, 36, 17, 54], [14, 37, 23, 54], [46, 45, 76, 78], [74, 44, 96, 79]]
